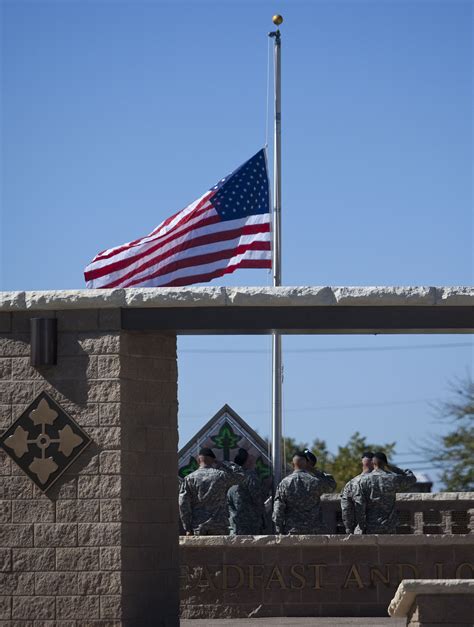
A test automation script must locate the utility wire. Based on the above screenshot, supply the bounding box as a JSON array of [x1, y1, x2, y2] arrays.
[[179, 342, 473, 355], [179, 396, 440, 419]]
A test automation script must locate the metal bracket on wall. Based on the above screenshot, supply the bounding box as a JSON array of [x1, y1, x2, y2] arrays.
[[30, 317, 58, 366]]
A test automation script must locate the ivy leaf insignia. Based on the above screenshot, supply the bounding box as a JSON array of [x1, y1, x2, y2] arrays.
[[211, 422, 241, 451]]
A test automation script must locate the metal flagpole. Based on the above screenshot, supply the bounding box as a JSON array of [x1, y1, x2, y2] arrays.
[[269, 15, 283, 494]]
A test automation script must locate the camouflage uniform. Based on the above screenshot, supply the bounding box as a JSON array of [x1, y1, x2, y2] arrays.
[[227, 468, 265, 535], [341, 473, 367, 534], [179, 462, 244, 535], [178, 476, 185, 535], [273, 469, 336, 534], [353, 467, 416, 534]]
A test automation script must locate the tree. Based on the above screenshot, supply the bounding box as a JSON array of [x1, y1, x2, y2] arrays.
[[426, 377, 474, 491], [327, 432, 395, 488], [280, 432, 396, 489]]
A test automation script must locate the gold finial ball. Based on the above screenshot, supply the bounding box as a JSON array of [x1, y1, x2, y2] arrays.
[[272, 14, 283, 26]]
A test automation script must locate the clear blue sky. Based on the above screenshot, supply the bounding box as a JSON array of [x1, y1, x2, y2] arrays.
[[1, 1, 473, 485]]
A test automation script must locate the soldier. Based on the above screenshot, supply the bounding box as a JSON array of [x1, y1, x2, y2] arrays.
[[178, 475, 185, 535], [340, 451, 374, 533], [273, 451, 336, 534], [303, 449, 337, 490], [303, 449, 317, 470], [303, 448, 337, 532], [227, 448, 265, 535], [179, 447, 244, 536], [353, 451, 416, 534]]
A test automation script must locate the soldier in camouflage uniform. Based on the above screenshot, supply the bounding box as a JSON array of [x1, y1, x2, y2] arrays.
[[353, 451, 416, 534], [303, 448, 337, 532], [273, 451, 336, 534], [340, 451, 374, 533], [227, 448, 265, 535], [303, 449, 317, 471], [179, 447, 244, 535]]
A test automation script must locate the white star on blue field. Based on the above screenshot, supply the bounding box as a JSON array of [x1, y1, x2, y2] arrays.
[[211, 150, 270, 221]]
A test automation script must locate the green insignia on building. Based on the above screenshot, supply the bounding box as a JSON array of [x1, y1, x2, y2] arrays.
[[211, 421, 241, 461], [178, 404, 271, 491]]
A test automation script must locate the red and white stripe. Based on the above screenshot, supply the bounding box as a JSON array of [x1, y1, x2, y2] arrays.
[[84, 191, 272, 288]]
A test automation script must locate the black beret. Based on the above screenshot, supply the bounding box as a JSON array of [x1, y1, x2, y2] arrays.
[[304, 449, 317, 466], [198, 447, 216, 458], [362, 451, 374, 459], [373, 451, 388, 464], [234, 448, 249, 466], [293, 450, 308, 459]]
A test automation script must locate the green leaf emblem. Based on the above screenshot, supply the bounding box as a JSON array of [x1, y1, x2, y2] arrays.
[[210, 422, 241, 461], [179, 456, 198, 478]]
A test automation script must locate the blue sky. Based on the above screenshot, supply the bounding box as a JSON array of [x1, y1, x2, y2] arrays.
[[1, 1, 472, 485]]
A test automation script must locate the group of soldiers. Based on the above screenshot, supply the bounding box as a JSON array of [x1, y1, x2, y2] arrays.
[[178, 446, 416, 536]]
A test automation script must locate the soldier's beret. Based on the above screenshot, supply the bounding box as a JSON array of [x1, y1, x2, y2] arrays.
[[362, 451, 374, 459], [293, 450, 308, 459], [199, 447, 216, 458], [303, 449, 317, 466], [234, 448, 248, 466]]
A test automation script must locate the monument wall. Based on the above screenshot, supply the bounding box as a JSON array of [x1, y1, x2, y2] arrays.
[[180, 534, 474, 619], [0, 308, 179, 626], [1, 286, 473, 624], [321, 492, 474, 535]]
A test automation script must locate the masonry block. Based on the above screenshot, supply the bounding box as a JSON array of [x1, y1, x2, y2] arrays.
[[0, 312, 179, 626]]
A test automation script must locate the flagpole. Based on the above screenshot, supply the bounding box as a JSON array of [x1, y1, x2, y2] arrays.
[[269, 15, 283, 495]]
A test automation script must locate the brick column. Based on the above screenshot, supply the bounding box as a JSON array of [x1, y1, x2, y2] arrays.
[[120, 331, 179, 625], [0, 310, 179, 626]]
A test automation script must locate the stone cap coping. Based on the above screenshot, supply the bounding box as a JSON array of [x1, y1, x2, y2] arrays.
[[180, 534, 474, 548], [388, 579, 474, 617], [320, 492, 474, 502], [1, 286, 473, 311]]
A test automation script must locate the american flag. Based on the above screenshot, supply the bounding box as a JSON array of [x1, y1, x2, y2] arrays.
[[84, 150, 272, 288]]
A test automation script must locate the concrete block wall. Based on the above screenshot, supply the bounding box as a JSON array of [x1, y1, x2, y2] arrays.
[[0, 310, 179, 626], [180, 535, 474, 618]]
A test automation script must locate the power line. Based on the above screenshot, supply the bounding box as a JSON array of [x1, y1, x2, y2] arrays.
[[179, 342, 473, 355], [179, 397, 440, 419]]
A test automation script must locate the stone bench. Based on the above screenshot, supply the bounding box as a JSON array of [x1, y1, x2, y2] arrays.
[[388, 579, 474, 626]]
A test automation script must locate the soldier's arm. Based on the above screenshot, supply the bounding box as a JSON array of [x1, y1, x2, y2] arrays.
[[315, 469, 337, 493], [386, 464, 405, 475], [393, 468, 417, 491], [340, 481, 355, 534], [178, 479, 194, 535], [272, 485, 286, 534], [246, 473, 265, 510], [215, 460, 245, 487], [353, 481, 367, 534]]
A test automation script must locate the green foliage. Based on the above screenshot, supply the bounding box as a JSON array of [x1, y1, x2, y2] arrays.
[[427, 377, 474, 491], [327, 432, 395, 489], [255, 456, 271, 480], [281, 432, 396, 490]]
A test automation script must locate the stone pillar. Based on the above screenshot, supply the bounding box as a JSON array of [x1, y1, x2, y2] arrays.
[[0, 310, 179, 626]]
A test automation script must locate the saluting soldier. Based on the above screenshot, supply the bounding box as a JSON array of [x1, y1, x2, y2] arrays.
[[353, 451, 416, 534], [227, 448, 265, 535], [273, 451, 336, 535], [303, 449, 337, 490], [340, 451, 374, 533], [179, 447, 244, 536], [303, 448, 337, 532]]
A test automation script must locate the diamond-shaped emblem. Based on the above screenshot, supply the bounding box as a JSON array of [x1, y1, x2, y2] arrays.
[[0, 391, 92, 492]]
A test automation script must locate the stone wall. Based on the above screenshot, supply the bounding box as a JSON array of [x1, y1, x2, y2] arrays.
[[0, 310, 179, 626], [180, 535, 474, 619], [320, 493, 474, 535]]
